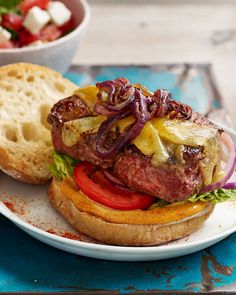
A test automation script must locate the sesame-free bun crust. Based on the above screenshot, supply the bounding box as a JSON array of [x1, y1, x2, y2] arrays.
[[0, 63, 77, 183], [48, 178, 215, 246]]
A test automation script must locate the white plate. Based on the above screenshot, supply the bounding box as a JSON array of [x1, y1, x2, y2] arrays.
[[0, 172, 236, 261]]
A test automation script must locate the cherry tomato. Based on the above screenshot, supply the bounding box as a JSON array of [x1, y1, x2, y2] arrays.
[[18, 29, 39, 46], [73, 162, 155, 210], [20, 0, 50, 14], [1, 13, 24, 31], [59, 17, 75, 35], [40, 24, 62, 41], [0, 41, 14, 49]]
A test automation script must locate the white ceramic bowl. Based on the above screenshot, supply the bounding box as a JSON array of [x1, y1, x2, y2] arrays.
[[0, 0, 90, 73]]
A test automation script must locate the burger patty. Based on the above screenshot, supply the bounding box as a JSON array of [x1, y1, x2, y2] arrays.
[[114, 146, 203, 203], [48, 95, 220, 202], [48, 95, 115, 168]]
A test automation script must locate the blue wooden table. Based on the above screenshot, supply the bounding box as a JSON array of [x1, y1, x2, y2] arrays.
[[0, 214, 236, 293], [0, 64, 235, 294]]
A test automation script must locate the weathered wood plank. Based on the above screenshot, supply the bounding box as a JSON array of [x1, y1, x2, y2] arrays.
[[75, 1, 236, 127]]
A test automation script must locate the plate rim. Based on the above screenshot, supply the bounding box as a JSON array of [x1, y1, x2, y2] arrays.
[[0, 201, 236, 254]]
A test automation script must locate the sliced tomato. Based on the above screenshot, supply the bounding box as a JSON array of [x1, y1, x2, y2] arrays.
[[73, 162, 155, 210], [0, 41, 14, 49], [1, 13, 24, 31], [18, 28, 39, 46], [20, 0, 50, 14], [40, 24, 62, 41]]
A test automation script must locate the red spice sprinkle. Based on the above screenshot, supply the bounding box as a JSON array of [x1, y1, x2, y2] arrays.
[[47, 229, 56, 234], [4, 201, 16, 212], [60, 232, 80, 240], [46, 229, 80, 240]]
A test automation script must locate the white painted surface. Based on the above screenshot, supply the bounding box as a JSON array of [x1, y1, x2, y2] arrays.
[[74, 0, 236, 127]]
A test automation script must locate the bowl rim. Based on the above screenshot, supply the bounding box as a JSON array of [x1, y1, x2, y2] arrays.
[[0, 0, 90, 53]]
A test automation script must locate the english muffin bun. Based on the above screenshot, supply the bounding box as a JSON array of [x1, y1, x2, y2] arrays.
[[48, 177, 214, 246], [0, 63, 77, 183]]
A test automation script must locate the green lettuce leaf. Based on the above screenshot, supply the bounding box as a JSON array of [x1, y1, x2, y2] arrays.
[[149, 199, 170, 209], [150, 188, 236, 208], [188, 189, 236, 204], [48, 152, 236, 205], [49, 152, 79, 180]]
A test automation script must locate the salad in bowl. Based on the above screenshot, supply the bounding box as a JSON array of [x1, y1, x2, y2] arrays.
[[0, 0, 75, 48]]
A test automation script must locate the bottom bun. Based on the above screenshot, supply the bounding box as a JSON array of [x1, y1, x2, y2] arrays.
[[48, 178, 215, 246]]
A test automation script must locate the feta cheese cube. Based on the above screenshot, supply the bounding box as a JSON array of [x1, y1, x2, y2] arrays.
[[47, 1, 72, 27], [0, 26, 11, 44], [27, 40, 45, 47], [23, 6, 50, 35]]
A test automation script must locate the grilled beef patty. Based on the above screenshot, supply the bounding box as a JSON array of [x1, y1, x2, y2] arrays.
[[48, 95, 219, 202], [114, 146, 203, 203], [48, 95, 115, 168]]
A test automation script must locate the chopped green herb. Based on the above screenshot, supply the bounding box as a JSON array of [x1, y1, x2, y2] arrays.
[[6, 28, 18, 40], [0, 0, 21, 16], [0, 0, 21, 9]]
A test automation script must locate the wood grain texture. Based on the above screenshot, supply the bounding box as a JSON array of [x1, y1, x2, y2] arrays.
[[74, 0, 236, 127], [0, 211, 235, 293]]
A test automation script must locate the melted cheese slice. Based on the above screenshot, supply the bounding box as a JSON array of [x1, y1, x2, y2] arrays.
[[62, 114, 221, 185], [73, 85, 98, 111], [132, 122, 169, 164], [199, 135, 223, 185], [62, 116, 106, 147], [151, 118, 218, 147], [61, 177, 210, 225]]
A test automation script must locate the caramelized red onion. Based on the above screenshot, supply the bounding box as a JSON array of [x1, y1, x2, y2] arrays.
[[200, 133, 236, 193], [106, 86, 135, 112], [96, 78, 132, 114], [168, 100, 192, 120], [102, 169, 135, 192], [102, 169, 125, 186], [93, 103, 117, 116], [152, 89, 169, 118], [94, 78, 193, 159], [95, 91, 150, 158], [223, 182, 236, 189]]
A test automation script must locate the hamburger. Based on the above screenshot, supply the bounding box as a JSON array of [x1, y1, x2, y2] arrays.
[[47, 78, 236, 246]]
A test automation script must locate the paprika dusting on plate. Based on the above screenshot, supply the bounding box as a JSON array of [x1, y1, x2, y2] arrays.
[[60, 232, 81, 240], [4, 201, 16, 212]]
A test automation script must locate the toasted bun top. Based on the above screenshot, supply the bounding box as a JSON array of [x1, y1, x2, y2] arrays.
[[60, 177, 211, 225], [0, 63, 77, 183]]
